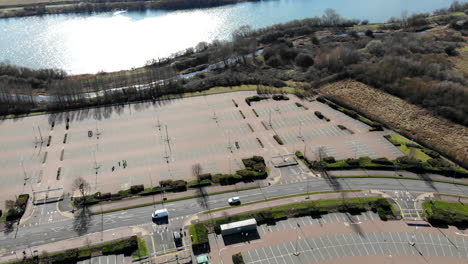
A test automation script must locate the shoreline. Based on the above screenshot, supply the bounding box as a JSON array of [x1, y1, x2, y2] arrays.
[[0, 0, 259, 19]]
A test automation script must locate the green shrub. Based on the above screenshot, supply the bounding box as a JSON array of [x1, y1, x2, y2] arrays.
[[346, 158, 360, 166], [218, 174, 242, 185], [6, 208, 23, 221], [317, 96, 326, 103], [159, 180, 173, 187], [295, 102, 303, 107], [100, 192, 112, 200], [101, 237, 138, 255], [171, 180, 187, 192], [190, 223, 209, 245], [295, 151, 304, 159], [323, 156, 336, 163], [139, 187, 163, 196], [337, 124, 347, 130], [232, 253, 245, 264], [314, 111, 324, 119], [118, 189, 131, 197], [272, 95, 289, 101], [422, 148, 440, 158], [189, 179, 212, 188], [110, 193, 123, 200], [397, 156, 422, 166], [16, 194, 29, 207], [427, 158, 451, 168], [237, 169, 257, 182], [371, 157, 394, 165], [130, 185, 144, 194], [273, 135, 284, 145]]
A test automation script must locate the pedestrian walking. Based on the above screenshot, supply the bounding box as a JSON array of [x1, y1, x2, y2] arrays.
[[118, 162, 120, 167], [112, 166, 115, 172]]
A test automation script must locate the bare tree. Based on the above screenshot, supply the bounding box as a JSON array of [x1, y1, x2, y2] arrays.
[[322, 8, 342, 26], [72, 177, 90, 206]]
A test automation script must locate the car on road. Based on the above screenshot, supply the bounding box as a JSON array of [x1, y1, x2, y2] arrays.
[[228, 197, 241, 205], [152, 208, 169, 219], [173, 231, 183, 247]]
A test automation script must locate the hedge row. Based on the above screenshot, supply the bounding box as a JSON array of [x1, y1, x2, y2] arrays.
[[423, 200, 468, 227], [317, 96, 382, 131], [273, 135, 284, 145], [245, 95, 268, 106], [76, 180, 188, 206], [191, 197, 396, 253], [77, 157, 269, 206]]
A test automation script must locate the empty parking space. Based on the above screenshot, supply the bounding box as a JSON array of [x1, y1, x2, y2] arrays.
[[242, 231, 468, 263]]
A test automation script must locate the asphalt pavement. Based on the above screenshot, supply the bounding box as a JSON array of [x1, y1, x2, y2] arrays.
[[1, 177, 467, 256]]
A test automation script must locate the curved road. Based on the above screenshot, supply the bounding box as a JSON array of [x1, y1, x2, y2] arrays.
[[0, 176, 466, 255]]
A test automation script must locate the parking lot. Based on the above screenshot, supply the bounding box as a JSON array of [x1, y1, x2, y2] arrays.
[[242, 231, 467, 264], [0, 91, 404, 207]]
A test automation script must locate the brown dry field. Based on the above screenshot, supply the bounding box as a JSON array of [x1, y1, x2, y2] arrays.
[[319, 80, 468, 166]]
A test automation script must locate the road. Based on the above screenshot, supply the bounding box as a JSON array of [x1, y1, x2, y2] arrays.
[[1, 175, 467, 255]]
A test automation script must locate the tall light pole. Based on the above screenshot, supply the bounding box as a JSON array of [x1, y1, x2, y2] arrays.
[[293, 223, 301, 256], [148, 169, 156, 208]]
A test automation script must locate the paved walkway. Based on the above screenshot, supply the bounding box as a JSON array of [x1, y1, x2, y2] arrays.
[[0, 226, 135, 263]]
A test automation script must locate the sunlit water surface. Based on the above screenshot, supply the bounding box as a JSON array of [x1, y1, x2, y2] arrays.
[[0, 0, 459, 74]]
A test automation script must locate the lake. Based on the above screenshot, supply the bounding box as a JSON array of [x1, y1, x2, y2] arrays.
[[0, 0, 460, 74]]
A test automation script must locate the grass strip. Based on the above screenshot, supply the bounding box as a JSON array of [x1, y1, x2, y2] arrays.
[[423, 200, 468, 226], [94, 186, 259, 215], [132, 237, 149, 259], [335, 175, 468, 186], [204, 190, 361, 214], [439, 193, 468, 199]]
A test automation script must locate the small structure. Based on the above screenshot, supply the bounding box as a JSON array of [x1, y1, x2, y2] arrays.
[[220, 218, 257, 236], [196, 255, 210, 264], [271, 153, 298, 167]]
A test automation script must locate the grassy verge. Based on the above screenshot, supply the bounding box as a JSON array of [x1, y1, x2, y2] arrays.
[[335, 175, 468, 186], [133, 237, 149, 259], [194, 197, 395, 240], [4, 236, 139, 264], [204, 190, 361, 214], [191, 196, 394, 250], [423, 200, 468, 226], [439, 193, 468, 199], [93, 186, 259, 215]]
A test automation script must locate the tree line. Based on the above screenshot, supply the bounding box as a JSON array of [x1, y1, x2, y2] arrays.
[[0, 0, 260, 18]]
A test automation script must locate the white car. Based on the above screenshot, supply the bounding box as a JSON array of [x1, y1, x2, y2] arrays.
[[152, 208, 169, 219], [228, 197, 241, 205]]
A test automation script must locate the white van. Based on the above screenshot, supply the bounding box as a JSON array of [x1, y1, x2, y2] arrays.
[[152, 208, 169, 219]]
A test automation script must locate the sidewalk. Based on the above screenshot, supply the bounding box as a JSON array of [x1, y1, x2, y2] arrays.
[[0, 226, 135, 263], [197, 190, 379, 222], [85, 182, 259, 214]]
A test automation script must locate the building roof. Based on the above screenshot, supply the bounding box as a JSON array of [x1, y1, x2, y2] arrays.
[[220, 218, 257, 231], [196, 255, 209, 264]]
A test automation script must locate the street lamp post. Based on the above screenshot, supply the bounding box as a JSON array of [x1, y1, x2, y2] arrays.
[[293, 223, 301, 256]]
